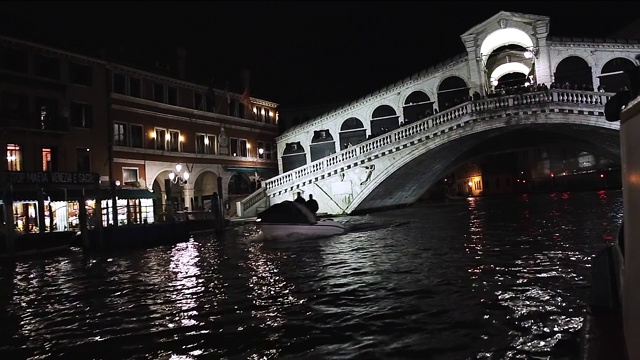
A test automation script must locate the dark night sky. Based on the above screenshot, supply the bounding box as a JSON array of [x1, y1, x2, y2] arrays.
[[1, 1, 638, 109]]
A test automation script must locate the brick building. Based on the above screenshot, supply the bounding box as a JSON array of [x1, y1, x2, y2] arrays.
[[0, 35, 279, 232]]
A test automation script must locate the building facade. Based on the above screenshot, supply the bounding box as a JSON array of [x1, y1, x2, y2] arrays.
[[108, 63, 279, 218], [0, 35, 279, 234]]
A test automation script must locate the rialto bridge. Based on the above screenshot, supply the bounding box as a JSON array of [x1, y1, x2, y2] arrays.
[[239, 11, 639, 216]]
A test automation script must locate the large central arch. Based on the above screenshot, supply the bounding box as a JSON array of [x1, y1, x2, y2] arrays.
[[480, 28, 534, 64], [347, 118, 619, 214]]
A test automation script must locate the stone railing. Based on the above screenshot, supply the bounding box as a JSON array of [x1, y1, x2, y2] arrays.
[[238, 186, 267, 216], [264, 89, 613, 193]]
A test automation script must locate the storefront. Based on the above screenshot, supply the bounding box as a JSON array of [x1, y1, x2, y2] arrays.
[[0, 171, 100, 234], [99, 188, 157, 226]]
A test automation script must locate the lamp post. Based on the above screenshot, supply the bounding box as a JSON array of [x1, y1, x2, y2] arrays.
[[168, 164, 190, 186], [166, 163, 190, 218]]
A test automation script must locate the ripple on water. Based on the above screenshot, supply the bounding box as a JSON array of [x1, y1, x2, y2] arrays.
[[0, 191, 623, 359]]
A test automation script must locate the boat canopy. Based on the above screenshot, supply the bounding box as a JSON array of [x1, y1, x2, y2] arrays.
[[257, 200, 317, 224]]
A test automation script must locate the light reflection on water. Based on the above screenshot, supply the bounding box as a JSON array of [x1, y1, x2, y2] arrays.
[[0, 190, 624, 359]]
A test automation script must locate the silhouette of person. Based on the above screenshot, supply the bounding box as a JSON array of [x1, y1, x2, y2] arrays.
[[305, 194, 319, 214], [294, 192, 306, 205]]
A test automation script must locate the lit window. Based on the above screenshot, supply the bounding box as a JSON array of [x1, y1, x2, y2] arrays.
[[7, 144, 21, 171], [42, 148, 51, 171], [123, 168, 138, 183]]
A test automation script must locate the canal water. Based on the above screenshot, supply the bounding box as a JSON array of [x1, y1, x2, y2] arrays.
[[0, 190, 623, 359]]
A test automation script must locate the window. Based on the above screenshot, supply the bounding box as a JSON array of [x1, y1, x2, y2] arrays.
[[195, 134, 205, 154], [42, 148, 52, 171], [34, 55, 60, 79], [230, 138, 238, 157], [169, 130, 180, 152], [155, 128, 166, 150], [76, 148, 91, 172], [194, 92, 205, 110], [206, 135, 216, 154], [129, 77, 141, 97], [229, 138, 249, 157], [130, 124, 143, 148], [113, 73, 126, 94], [114, 122, 127, 146], [1, 92, 29, 122], [123, 168, 139, 184], [265, 143, 273, 160], [153, 83, 165, 103], [196, 133, 217, 154], [240, 139, 248, 157], [0, 46, 28, 73], [36, 97, 59, 130], [7, 144, 22, 171], [167, 86, 178, 105], [70, 103, 93, 128], [69, 62, 93, 86]]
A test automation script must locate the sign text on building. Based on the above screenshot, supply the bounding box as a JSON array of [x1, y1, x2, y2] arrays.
[[1, 171, 100, 185]]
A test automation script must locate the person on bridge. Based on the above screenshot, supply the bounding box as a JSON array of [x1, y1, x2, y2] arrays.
[[294, 192, 306, 205], [305, 194, 319, 215]]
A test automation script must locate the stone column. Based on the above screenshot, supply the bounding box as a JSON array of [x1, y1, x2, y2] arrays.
[[182, 184, 194, 211], [534, 20, 552, 86], [461, 33, 485, 95]]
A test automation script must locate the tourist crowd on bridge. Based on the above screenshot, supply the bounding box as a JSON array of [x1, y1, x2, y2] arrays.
[[357, 79, 609, 145]]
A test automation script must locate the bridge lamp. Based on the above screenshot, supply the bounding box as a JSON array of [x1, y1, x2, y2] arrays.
[[524, 51, 534, 59]]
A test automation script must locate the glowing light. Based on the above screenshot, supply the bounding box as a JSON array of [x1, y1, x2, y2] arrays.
[[490, 63, 531, 83], [480, 28, 534, 64], [179, 135, 184, 142]]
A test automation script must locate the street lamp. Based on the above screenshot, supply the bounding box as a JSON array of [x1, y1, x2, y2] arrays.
[[168, 163, 190, 186]]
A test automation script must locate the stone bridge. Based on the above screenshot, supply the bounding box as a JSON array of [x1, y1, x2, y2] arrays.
[[237, 11, 639, 216]]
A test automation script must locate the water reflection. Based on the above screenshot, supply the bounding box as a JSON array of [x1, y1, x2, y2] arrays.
[[0, 191, 625, 359], [169, 241, 202, 328]]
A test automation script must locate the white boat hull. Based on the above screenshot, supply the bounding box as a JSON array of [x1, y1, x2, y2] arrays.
[[258, 219, 346, 241]]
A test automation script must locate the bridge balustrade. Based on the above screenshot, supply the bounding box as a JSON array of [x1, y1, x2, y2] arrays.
[[263, 89, 613, 193]]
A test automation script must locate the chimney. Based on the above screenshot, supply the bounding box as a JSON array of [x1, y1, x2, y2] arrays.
[[177, 47, 186, 80]]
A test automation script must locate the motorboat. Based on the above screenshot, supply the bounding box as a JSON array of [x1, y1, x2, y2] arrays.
[[256, 201, 346, 240], [257, 218, 346, 241]]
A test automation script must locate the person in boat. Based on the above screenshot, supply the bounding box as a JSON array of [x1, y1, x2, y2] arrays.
[[294, 192, 306, 205], [305, 194, 319, 215]]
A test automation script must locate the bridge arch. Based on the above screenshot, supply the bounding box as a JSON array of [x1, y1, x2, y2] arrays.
[[370, 105, 399, 136], [554, 55, 593, 89], [437, 76, 469, 111], [310, 129, 336, 162], [599, 57, 637, 92], [479, 28, 534, 65], [347, 121, 619, 214], [339, 117, 366, 150], [281, 142, 306, 172], [402, 91, 433, 124], [490, 62, 531, 87]]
